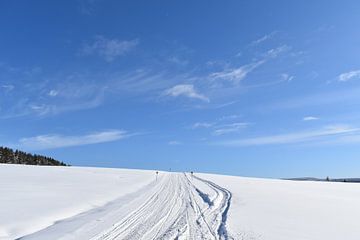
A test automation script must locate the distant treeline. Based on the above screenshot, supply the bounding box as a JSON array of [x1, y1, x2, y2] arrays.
[[0, 146, 67, 166], [286, 177, 360, 183]]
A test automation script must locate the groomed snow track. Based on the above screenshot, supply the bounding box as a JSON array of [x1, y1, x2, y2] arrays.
[[21, 172, 232, 240], [92, 173, 232, 240]]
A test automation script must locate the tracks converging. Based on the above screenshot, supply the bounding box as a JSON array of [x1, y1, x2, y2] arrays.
[[21, 172, 232, 240], [92, 173, 232, 240]]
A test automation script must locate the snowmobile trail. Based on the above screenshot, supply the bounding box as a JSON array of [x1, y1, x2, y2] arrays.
[[21, 173, 232, 240], [91, 173, 232, 240]]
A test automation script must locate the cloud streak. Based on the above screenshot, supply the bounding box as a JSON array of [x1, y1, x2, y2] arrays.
[[210, 60, 265, 85], [164, 84, 209, 102], [303, 116, 319, 121], [190, 119, 249, 136], [209, 45, 290, 86], [192, 122, 214, 129], [168, 140, 182, 145], [212, 122, 250, 136], [81, 36, 138, 62], [338, 70, 360, 82], [216, 125, 360, 146], [18, 130, 128, 150], [250, 31, 278, 46]]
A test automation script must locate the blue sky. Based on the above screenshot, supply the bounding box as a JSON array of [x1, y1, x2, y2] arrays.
[[1, 1, 360, 178]]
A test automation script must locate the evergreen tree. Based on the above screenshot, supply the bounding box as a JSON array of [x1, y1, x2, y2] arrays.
[[0, 146, 66, 166]]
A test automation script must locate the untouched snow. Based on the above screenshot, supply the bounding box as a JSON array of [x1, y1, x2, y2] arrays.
[[1, 164, 360, 240], [0, 164, 156, 240], [198, 173, 360, 240]]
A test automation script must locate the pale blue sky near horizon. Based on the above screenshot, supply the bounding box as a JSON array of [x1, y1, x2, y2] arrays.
[[1, 0, 360, 178]]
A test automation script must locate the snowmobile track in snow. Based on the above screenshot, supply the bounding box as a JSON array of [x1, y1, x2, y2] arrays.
[[20, 172, 232, 240], [91, 173, 233, 240]]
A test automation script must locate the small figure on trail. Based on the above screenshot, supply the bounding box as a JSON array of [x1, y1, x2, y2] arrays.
[[190, 171, 194, 178], [156, 171, 159, 181]]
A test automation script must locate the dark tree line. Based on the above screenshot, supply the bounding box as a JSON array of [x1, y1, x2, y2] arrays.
[[0, 146, 67, 166]]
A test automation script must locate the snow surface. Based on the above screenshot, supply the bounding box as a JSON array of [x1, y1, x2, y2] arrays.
[[198, 173, 360, 240], [1, 164, 360, 240], [0, 164, 156, 240]]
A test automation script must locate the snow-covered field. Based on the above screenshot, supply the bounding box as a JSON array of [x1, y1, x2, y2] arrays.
[[0, 164, 359, 240], [198, 173, 360, 240], [0, 164, 156, 240]]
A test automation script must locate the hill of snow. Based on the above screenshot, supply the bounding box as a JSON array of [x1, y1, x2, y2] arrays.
[[0, 164, 359, 240]]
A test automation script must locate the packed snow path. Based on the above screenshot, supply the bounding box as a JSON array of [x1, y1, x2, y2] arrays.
[[21, 173, 232, 240]]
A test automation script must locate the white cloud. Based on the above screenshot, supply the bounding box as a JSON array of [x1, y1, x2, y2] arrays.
[[192, 122, 214, 129], [168, 140, 182, 145], [0, 69, 191, 118], [250, 31, 277, 46], [212, 122, 249, 136], [19, 130, 128, 150], [303, 116, 319, 121], [210, 45, 290, 86], [48, 90, 58, 97], [1, 84, 14, 92], [338, 70, 360, 82], [28, 87, 106, 116], [164, 84, 209, 102], [280, 73, 294, 82], [217, 125, 359, 146], [82, 36, 138, 62], [265, 45, 291, 58], [191, 118, 249, 135], [218, 115, 241, 121], [210, 60, 265, 85]]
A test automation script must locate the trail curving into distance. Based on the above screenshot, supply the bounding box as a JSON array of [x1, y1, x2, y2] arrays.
[[21, 173, 232, 240], [92, 173, 232, 240]]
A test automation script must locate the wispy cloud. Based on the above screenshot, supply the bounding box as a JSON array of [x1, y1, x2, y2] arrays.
[[210, 60, 265, 85], [81, 36, 138, 62], [209, 45, 290, 86], [338, 70, 360, 82], [1, 84, 15, 92], [0, 43, 294, 119], [0, 68, 192, 118], [218, 115, 241, 121], [216, 125, 359, 146], [164, 84, 209, 102], [191, 122, 214, 129], [168, 140, 182, 145], [265, 45, 290, 58], [191, 118, 249, 136], [212, 122, 250, 136], [48, 90, 58, 97], [18, 130, 128, 150], [29, 85, 107, 116], [280, 73, 294, 82], [250, 31, 277, 46], [303, 116, 319, 121]]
